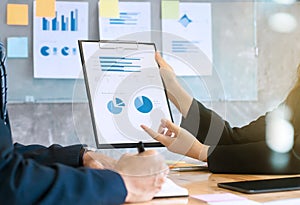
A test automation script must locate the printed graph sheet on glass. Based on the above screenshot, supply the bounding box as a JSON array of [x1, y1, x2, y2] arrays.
[[78, 40, 173, 148]]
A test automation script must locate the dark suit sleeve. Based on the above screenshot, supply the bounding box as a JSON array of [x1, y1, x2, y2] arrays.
[[0, 119, 127, 205], [13, 143, 83, 167], [181, 99, 300, 174]]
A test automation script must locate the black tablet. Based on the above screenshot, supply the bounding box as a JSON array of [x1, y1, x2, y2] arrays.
[[218, 176, 300, 194], [78, 40, 173, 149]]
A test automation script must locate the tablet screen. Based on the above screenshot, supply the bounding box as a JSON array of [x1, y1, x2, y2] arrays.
[[218, 176, 300, 194], [78, 40, 173, 148]]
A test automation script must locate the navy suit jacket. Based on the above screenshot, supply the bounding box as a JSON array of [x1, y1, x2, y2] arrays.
[[0, 116, 127, 205]]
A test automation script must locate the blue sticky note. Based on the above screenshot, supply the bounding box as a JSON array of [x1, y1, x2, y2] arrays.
[[7, 37, 28, 58]]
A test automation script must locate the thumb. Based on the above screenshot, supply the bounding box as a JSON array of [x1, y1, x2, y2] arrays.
[[140, 124, 170, 145], [155, 52, 169, 68], [161, 119, 179, 135]]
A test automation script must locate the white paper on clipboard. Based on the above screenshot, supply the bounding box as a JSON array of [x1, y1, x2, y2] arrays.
[[78, 40, 173, 148]]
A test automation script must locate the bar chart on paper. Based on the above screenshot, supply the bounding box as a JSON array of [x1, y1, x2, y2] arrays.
[[42, 9, 78, 31], [99, 2, 151, 41], [33, 1, 88, 79]]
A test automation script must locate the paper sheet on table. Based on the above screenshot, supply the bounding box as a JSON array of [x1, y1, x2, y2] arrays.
[[155, 178, 188, 198], [208, 200, 262, 205], [191, 193, 261, 205], [191, 193, 247, 203], [263, 198, 300, 205], [99, 2, 151, 42]]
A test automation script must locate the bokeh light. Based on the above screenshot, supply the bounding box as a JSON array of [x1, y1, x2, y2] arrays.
[[268, 12, 297, 33], [273, 0, 296, 5], [266, 105, 294, 153]]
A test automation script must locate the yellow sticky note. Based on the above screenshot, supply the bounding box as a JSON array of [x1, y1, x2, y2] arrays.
[[36, 0, 56, 18], [99, 0, 120, 18], [7, 4, 29, 25], [161, 0, 179, 19]]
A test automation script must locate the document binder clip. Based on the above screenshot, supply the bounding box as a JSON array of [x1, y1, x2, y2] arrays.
[[99, 40, 139, 50]]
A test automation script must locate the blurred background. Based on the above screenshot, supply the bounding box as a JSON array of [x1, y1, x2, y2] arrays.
[[1, 0, 299, 160]]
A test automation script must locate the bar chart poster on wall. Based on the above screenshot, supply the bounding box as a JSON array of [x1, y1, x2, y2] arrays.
[[162, 2, 212, 76], [33, 1, 88, 78], [99, 2, 151, 41]]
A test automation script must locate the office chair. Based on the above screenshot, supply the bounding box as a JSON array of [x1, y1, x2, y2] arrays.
[[0, 41, 8, 124]]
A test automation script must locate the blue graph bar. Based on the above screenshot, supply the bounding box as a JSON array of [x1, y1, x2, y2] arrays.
[[171, 41, 200, 53], [102, 69, 140, 72], [70, 9, 78, 31], [99, 56, 141, 72], [61, 16, 69, 31], [100, 61, 132, 64], [100, 57, 140, 61], [42, 18, 49, 30], [109, 12, 139, 26], [41, 10, 78, 31], [51, 12, 58, 31], [101, 65, 141, 68], [120, 12, 139, 15]]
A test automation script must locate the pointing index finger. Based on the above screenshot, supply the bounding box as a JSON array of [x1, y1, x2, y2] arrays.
[[140, 125, 167, 145]]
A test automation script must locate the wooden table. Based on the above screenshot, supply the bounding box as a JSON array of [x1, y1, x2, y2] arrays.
[[130, 170, 300, 205]]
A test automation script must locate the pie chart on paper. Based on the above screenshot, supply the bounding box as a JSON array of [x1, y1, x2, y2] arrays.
[[107, 98, 125, 114], [134, 96, 153, 114]]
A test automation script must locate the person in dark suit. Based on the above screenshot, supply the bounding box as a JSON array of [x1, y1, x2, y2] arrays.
[[142, 52, 300, 174], [0, 42, 168, 205]]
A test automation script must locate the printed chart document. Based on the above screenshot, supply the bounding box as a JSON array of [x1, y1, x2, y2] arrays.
[[33, 1, 88, 78], [99, 2, 151, 41], [78, 40, 173, 148], [162, 2, 212, 76]]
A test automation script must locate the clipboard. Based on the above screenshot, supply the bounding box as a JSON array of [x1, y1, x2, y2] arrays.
[[78, 40, 173, 148]]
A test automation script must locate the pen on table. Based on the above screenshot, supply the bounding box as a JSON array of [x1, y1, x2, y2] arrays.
[[137, 141, 145, 153]]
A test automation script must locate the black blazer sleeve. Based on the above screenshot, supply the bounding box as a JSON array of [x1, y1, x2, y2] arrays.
[[0, 119, 127, 205], [181, 98, 300, 174], [181, 99, 266, 146]]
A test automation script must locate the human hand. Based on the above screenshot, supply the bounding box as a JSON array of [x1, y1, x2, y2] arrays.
[[115, 150, 169, 203], [83, 151, 117, 170], [155, 52, 193, 118], [141, 119, 209, 162], [155, 52, 177, 86]]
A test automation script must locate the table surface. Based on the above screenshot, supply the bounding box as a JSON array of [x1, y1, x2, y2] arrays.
[[130, 170, 300, 205]]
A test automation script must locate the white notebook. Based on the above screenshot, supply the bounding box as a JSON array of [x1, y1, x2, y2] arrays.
[[154, 178, 189, 198]]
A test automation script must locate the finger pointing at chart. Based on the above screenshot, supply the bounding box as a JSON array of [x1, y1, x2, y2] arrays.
[[140, 119, 179, 147]]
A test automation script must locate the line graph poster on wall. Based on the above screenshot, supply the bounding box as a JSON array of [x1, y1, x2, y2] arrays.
[[33, 1, 88, 79], [162, 2, 212, 76]]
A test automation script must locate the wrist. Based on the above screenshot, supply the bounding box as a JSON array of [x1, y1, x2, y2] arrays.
[[198, 144, 209, 162], [166, 85, 193, 118], [79, 146, 87, 166], [80, 146, 94, 166]]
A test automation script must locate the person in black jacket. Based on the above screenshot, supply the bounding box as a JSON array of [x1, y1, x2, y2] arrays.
[[0, 42, 168, 205], [142, 52, 300, 174]]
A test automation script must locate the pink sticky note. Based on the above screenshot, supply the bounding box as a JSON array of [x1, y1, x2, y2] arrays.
[[191, 193, 247, 202]]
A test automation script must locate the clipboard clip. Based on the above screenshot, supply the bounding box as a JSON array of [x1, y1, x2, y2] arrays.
[[99, 40, 139, 50]]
